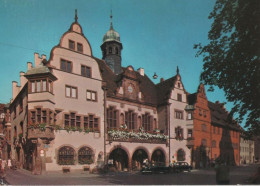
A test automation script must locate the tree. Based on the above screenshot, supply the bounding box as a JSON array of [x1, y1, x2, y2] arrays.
[[194, 0, 260, 135]]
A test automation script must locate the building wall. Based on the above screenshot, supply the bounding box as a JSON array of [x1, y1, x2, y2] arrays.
[[240, 137, 255, 164], [168, 75, 191, 164]]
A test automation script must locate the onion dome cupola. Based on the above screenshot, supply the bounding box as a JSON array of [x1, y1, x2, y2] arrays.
[[101, 11, 123, 75]]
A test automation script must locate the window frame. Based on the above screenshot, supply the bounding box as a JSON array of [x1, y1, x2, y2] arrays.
[[86, 90, 97, 102], [175, 110, 183, 120], [60, 59, 72, 73], [177, 93, 182, 102], [77, 42, 83, 53], [69, 40, 75, 50], [65, 85, 78, 99], [81, 65, 92, 78]]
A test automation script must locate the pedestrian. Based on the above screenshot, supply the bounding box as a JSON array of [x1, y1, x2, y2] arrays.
[[7, 159, 11, 169], [215, 161, 230, 185], [1, 160, 5, 173]]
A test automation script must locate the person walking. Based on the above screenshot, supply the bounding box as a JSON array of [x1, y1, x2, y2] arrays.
[[7, 159, 11, 169]]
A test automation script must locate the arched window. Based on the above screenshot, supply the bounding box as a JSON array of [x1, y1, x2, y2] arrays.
[[109, 47, 112, 54], [58, 146, 75, 165], [177, 149, 185, 161], [212, 140, 216, 148], [78, 146, 94, 165]]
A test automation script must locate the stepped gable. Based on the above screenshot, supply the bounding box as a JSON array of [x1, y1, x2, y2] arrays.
[[156, 76, 177, 105], [208, 101, 240, 130]]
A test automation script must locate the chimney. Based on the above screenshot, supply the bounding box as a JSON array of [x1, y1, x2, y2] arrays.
[[160, 78, 164, 83], [27, 62, 33, 70], [41, 54, 46, 60], [137, 68, 144, 76], [12, 81, 20, 100], [20, 71, 27, 89], [34, 53, 41, 67]]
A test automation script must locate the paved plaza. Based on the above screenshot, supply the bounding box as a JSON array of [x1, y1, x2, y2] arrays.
[[3, 164, 259, 185]]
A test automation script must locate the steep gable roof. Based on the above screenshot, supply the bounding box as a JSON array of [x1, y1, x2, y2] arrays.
[[155, 76, 177, 105]]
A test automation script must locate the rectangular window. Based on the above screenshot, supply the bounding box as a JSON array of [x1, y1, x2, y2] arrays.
[[37, 108, 41, 123], [126, 111, 136, 130], [175, 127, 183, 140], [76, 116, 81, 128], [86, 90, 97, 102], [187, 112, 192, 120], [30, 79, 51, 93], [175, 110, 183, 119], [89, 115, 94, 129], [37, 81, 41, 92], [65, 86, 77, 98], [77, 43, 83, 53], [94, 118, 99, 130], [42, 80, 47, 91], [64, 114, 70, 127], [188, 129, 193, 138], [42, 110, 47, 123], [32, 82, 35, 93], [61, 59, 72, 73], [177, 93, 182, 102], [81, 65, 91, 78], [69, 40, 75, 50], [84, 116, 88, 129], [31, 111, 36, 124], [142, 113, 151, 131], [107, 108, 118, 129], [71, 113, 76, 127]]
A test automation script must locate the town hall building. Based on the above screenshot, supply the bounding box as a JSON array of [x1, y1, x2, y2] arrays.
[[2, 10, 241, 174]]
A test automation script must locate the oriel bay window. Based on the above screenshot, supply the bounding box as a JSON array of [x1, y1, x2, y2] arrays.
[[30, 108, 55, 125], [125, 111, 137, 130], [30, 79, 52, 93], [107, 107, 118, 129], [142, 113, 153, 131]]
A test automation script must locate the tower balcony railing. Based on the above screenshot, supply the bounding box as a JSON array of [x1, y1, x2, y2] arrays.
[[107, 128, 168, 144]]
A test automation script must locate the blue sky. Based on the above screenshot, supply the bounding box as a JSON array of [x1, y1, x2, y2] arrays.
[[0, 0, 244, 126]]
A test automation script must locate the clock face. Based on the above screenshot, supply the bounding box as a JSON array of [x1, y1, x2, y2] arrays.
[[128, 85, 133, 93]]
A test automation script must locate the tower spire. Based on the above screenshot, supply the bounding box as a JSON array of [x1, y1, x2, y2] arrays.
[[177, 66, 179, 75], [110, 10, 113, 30], [75, 9, 78, 23]]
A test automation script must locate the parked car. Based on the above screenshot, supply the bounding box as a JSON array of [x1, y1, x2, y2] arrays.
[[141, 165, 170, 174], [172, 162, 192, 172]]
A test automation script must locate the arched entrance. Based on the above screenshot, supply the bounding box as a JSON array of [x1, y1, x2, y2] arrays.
[[132, 149, 148, 170], [177, 149, 186, 161], [109, 148, 129, 171], [151, 149, 165, 166]]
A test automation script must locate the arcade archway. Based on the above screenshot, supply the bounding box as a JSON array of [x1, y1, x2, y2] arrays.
[[108, 148, 129, 171], [132, 149, 148, 170], [151, 149, 165, 166]]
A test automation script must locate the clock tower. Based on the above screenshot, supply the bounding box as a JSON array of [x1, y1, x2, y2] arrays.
[[101, 11, 123, 74]]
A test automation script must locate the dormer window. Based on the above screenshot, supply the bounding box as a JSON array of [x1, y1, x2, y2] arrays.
[[77, 43, 83, 53], [69, 40, 75, 50]]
